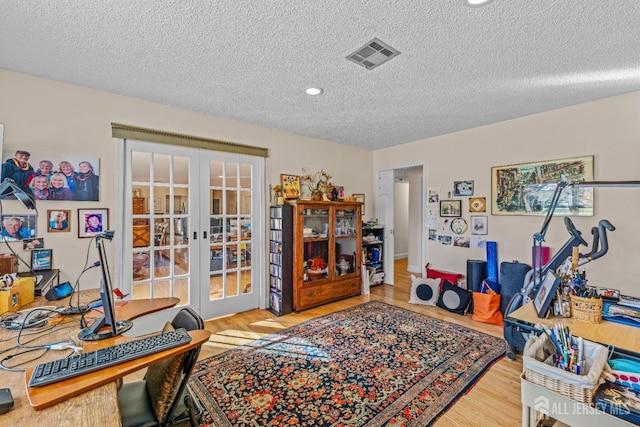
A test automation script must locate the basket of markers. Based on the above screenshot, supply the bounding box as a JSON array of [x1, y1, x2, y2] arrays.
[[568, 271, 602, 323], [523, 324, 608, 404]]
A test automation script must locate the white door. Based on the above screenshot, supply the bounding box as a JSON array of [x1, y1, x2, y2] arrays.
[[377, 169, 395, 284], [122, 139, 263, 318], [198, 153, 263, 320]]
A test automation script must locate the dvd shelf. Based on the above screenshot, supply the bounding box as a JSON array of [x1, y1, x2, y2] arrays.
[[269, 205, 293, 315], [362, 224, 384, 286]]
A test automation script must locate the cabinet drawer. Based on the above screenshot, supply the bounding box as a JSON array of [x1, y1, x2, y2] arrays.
[[297, 279, 360, 310]]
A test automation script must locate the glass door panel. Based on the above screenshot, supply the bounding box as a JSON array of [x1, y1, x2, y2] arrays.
[[335, 208, 358, 276], [129, 143, 193, 306], [303, 208, 330, 281], [202, 154, 260, 320]]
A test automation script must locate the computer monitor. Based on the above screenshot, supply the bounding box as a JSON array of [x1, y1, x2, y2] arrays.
[[77, 231, 133, 341]]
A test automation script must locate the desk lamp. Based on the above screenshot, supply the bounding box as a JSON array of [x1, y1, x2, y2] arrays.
[[0, 178, 37, 211], [0, 178, 38, 272]]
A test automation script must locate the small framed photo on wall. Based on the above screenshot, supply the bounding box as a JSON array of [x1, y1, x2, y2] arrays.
[[0, 214, 37, 241], [470, 216, 488, 235], [23, 238, 45, 250], [453, 180, 474, 196], [439, 200, 461, 217], [31, 249, 52, 271], [47, 209, 71, 232], [78, 208, 108, 238]]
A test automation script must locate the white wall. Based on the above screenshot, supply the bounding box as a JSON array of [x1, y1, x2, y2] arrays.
[[0, 69, 374, 289], [373, 91, 640, 296]]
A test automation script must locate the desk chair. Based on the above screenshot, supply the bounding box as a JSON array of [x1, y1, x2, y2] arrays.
[[118, 307, 205, 427]]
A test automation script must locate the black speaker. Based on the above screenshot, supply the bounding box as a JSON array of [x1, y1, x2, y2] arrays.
[[44, 281, 73, 301], [466, 259, 487, 292]]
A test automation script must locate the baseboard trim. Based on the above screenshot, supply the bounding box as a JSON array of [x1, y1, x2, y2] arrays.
[[394, 253, 408, 260], [407, 264, 420, 274]]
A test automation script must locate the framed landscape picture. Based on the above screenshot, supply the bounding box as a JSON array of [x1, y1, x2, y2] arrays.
[[439, 200, 461, 217], [491, 155, 594, 216]]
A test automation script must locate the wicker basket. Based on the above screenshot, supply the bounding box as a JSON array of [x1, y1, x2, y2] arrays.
[[569, 294, 602, 323], [523, 334, 608, 405], [523, 365, 598, 404]]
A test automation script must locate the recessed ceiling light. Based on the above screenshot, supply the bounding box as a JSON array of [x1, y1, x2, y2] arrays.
[[464, 0, 493, 6], [305, 87, 323, 96]]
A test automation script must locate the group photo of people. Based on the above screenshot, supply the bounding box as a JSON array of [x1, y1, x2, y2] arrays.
[[1, 149, 100, 201]]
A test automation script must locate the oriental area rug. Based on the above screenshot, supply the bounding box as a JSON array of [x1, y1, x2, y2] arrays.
[[189, 301, 506, 426]]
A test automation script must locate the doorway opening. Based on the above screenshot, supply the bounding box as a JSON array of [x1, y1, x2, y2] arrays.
[[376, 165, 425, 285]]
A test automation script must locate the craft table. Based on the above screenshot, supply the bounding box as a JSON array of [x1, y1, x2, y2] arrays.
[[508, 301, 640, 426]]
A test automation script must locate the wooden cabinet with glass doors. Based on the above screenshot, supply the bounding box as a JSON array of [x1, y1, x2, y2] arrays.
[[286, 200, 362, 311]]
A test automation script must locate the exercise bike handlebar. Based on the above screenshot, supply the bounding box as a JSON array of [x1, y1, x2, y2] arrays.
[[564, 216, 588, 247], [581, 226, 600, 259], [586, 220, 615, 262]]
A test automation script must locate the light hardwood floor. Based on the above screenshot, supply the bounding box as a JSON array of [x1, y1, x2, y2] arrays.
[[197, 258, 524, 426]]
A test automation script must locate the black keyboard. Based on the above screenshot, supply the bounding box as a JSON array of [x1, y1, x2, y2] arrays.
[[28, 328, 192, 387]]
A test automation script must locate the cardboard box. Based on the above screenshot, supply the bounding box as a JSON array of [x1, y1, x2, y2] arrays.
[[16, 277, 35, 306], [0, 286, 20, 314]]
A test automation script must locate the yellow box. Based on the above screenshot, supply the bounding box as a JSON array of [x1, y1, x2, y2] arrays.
[[16, 277, 35, 306], [0, 286, 21, 314]]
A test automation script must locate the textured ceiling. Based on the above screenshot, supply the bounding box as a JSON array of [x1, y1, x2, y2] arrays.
[[2, 1, 640, 150]]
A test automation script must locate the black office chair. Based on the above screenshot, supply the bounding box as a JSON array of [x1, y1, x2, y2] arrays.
[[118, 307, 205, 427]]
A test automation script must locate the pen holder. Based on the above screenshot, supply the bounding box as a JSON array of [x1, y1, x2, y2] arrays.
[[569, 294, 602, 323]]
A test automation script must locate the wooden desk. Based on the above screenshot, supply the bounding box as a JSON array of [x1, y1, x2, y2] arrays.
[[25, 329, 211, 410], [508, 301, 640, 353], [0, 293, 180, 424]]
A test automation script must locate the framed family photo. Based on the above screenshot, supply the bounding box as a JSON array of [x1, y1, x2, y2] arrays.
[[78, 208, 108, 238], [0, 214, 37, 241], [47, 209, 71, 232]]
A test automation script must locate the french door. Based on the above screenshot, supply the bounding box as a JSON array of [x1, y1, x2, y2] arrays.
[[121, 139, 264, 319]]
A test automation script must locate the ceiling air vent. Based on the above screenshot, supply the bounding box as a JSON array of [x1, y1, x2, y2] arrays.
[[346, 37, 400, 70]]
